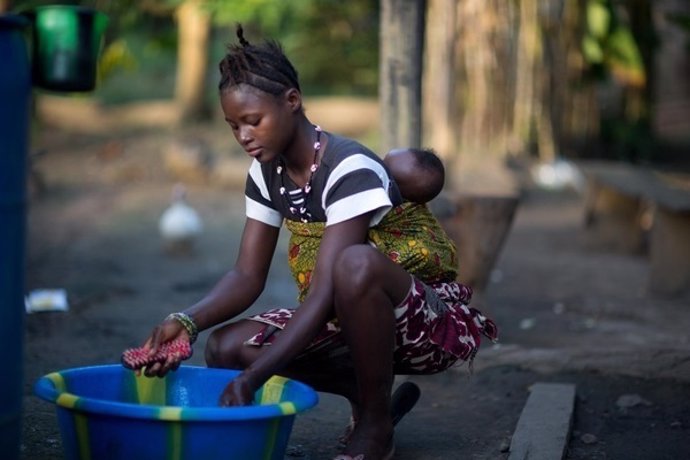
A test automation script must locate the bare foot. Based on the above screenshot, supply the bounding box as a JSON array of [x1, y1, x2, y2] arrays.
[[338, 382, 420, 447], [336, 418, 394, 460]]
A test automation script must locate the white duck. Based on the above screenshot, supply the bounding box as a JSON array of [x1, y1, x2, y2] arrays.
[[159, 183, 203, 254]]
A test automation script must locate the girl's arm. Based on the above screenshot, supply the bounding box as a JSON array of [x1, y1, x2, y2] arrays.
[[142, 217, 279, 375], [219, 211, 374, 405], [184, 217, 280, 331]]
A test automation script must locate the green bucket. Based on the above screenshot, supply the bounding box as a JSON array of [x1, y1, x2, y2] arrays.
[[29, 5, 108, 92]]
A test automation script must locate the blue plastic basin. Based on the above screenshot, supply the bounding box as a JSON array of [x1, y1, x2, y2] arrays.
[[34, 365, 318, 460]]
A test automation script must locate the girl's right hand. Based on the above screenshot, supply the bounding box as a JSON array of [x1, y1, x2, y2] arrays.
[[138, 316, 191, 378], [219, 372, 256, 407]]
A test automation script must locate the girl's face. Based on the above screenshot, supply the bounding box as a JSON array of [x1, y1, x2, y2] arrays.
[[220, 84, 299, 163]]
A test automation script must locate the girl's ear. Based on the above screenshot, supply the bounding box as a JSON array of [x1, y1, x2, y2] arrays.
[[284, 88, 303, 113]]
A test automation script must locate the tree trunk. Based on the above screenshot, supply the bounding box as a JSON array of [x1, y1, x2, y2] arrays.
[[653, 0, 690, 140], [448, 0, 518, 195], [455, 0, 515, 161], [541, 0, 569, 161], [510, 0, 540, 156], [175, 0, 212, 123], [423, 0, 457, 163], [379, 0, 426, 153]]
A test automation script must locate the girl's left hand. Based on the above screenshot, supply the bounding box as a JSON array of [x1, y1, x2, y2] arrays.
[[219, 373, 255, 406]]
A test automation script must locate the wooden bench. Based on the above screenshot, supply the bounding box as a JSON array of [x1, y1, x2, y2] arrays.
[[578, 160, 690, 297]]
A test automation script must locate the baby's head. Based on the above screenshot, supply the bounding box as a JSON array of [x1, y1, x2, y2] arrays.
[[384, 147, 445, 204]]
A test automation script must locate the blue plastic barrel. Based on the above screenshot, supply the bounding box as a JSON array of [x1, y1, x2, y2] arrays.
[[0, 13, 31, 460]]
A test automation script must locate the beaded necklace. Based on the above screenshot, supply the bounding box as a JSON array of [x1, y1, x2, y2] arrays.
[[277, 124, 322, 223]]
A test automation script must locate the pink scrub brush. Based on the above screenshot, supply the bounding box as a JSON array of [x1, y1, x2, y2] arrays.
[[121, 339, 192, 370]]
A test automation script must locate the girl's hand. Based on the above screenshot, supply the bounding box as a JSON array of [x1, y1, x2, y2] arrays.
[[139, 317, 190, 378], [219, 373, 255, 406]]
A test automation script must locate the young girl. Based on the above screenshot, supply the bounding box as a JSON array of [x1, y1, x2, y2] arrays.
[[137, 25, 497, 460]]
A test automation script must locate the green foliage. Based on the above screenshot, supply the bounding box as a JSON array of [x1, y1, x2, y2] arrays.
[[12, 0, 78, 11], [98, 38, 137, 81], [207, 0, 313, 35], [581, 0, 661, 163], [582, 0, 645, 87], [292, 0, 379, 95], [209, 0, 380, 96], [95, 28, 177, 104], [582, 35, 604, 63], [606, 27, 645, 86], [586, 0, 610, 40], [14, 0, 380, 99]]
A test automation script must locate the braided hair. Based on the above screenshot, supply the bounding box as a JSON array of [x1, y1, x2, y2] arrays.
[[218, 24, 301, 96]]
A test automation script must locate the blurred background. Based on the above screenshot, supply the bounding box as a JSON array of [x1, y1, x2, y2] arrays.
[[5, 1, 690, 459], [7, 0, 689, 167]]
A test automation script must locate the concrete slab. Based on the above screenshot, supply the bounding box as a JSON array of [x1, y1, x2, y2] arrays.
[[508, 382, 576, 460]]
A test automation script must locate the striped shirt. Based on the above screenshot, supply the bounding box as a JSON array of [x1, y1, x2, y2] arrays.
[[245, 133, 403, 227]]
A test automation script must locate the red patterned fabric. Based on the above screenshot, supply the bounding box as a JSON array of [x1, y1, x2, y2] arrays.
[[245, 277, 498, 374]]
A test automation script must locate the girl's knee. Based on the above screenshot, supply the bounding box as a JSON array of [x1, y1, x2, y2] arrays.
[[205, 328, 233, 368], [333, 245, 380, 289], [205, 323, 253, 369], [333, 246, 392, 316]]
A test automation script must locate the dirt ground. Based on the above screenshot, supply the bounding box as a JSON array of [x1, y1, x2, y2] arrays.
[[19, 101, 690, 459]]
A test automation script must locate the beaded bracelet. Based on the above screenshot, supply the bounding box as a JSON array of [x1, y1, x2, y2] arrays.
[[166, 312, 199, 344]]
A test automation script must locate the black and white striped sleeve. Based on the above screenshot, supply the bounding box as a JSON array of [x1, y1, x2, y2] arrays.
[[244, 159, 283, 227], [322, 153, 393, 227]]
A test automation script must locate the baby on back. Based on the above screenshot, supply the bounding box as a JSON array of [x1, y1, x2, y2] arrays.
[[384, 147, 445, 204]]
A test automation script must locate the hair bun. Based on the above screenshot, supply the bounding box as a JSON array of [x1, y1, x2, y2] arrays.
[[236, 23, 250, 47]]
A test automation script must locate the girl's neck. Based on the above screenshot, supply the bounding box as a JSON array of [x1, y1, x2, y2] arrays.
[[282, 120, 326, 185]]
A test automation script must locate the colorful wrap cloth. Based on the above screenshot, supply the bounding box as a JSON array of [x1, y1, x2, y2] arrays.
[[247, 202, 498, 371], [286, 202, 458, 302]]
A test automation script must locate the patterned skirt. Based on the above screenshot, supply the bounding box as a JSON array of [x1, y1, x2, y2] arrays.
[[245, 276, 498, 374]]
